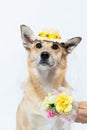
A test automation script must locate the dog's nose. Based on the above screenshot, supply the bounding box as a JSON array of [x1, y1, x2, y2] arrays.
[[41, 51, 50, 60]]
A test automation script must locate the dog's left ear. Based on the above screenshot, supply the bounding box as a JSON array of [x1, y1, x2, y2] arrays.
[[61, 37, 82, 53], [20, 25, 35, 49]]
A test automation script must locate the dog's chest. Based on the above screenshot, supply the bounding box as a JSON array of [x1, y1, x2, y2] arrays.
[[28, 112, 70, 130]]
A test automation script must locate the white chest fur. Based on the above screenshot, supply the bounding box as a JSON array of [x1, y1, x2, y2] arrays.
[[28, 112, 71, 130]]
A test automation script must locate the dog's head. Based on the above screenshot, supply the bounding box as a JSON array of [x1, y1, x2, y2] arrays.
[[20, 25, 82, 72]]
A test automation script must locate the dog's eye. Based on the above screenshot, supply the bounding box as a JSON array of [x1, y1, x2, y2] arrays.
[[36, 43, 42, 48], [52, 44, 59, 50]]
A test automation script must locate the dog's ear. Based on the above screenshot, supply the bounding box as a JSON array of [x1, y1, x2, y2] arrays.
[[61, 37, 82, 53], [20, 25, 35, 49]]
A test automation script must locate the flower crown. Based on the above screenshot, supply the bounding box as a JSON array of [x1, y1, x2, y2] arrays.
[[38, 29, 62, 41]]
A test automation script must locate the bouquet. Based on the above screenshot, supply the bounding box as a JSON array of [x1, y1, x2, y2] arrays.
[[43, 90, 78, 122]]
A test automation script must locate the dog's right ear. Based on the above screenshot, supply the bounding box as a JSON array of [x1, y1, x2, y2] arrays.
[[20, 25, 35, 49]]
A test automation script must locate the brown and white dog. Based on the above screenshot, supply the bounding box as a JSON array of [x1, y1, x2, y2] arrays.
[[16, 25, 82, 130]]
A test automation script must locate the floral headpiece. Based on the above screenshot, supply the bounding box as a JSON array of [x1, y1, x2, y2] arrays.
[[38, 29, 62, 42]]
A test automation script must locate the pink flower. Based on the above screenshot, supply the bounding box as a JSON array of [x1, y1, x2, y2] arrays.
[[46, 109, 55, 118]]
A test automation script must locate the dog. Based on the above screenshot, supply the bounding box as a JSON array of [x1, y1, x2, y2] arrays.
[[16, 25, 82, 130]]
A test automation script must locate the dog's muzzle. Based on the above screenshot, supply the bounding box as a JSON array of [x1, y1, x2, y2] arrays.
[[41, 51, 50, 60], [39, 51, 55, 67]]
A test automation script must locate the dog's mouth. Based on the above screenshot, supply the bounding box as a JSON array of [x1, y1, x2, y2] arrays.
[[39, 60, 55, 67]]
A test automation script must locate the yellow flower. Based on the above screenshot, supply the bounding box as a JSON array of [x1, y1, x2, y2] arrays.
[[54, 92, 74, 114], [38, 32, 62, 40], [39, 32, 46, 37]]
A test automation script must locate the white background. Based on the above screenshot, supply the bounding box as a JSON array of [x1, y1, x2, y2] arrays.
[[0, 0, 87, 130]]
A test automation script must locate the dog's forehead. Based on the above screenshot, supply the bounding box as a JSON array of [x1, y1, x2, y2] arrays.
[[33, 39, 61, 45]]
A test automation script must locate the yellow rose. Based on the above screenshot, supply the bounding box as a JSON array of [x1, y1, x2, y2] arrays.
[[54, 92, 74, 114]]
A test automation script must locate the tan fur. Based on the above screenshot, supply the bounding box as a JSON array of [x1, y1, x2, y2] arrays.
[[16, 25, 82, 130]]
